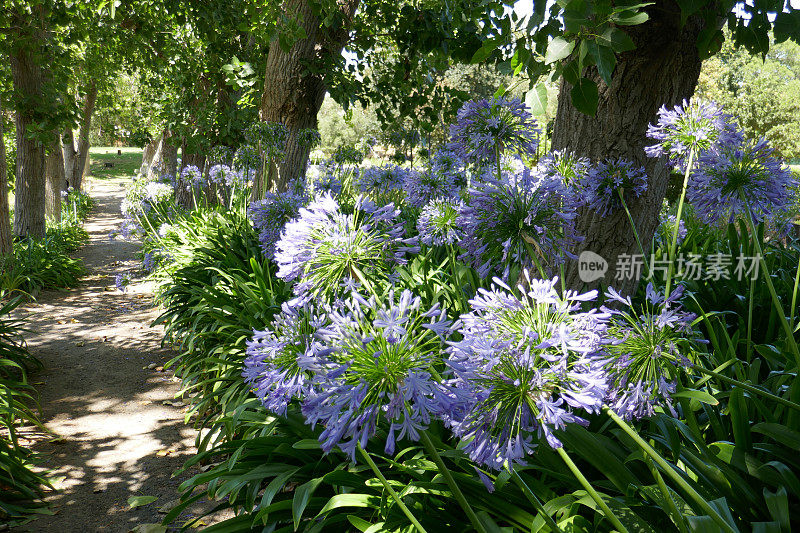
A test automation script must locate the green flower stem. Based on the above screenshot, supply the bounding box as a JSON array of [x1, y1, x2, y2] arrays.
[[645, 455, 689, 533], [690, 364, 800, 413], [495, 143, 502, 183], [618, 190, 650, 276], [790, 256, 800, 333], [604, 407, 736, 533], [555, 447, 629, 533], [740, 194, 800, 368], [419, 431, 487, 533], [664, 147, 697, 298], [509, 470, 563, 532], [523, 240, 548, 279], [358, 445, 428, 533], [746, 275, 755, 363]]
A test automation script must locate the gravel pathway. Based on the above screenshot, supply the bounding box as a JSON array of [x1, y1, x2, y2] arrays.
[[13, 177, 227, 532]]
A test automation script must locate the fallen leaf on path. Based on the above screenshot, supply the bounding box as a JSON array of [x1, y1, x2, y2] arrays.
[[155, 448, 176, 457], [127, 495, 158, 509], [129, 525, 167, 533], [76, 341, 85, 347]]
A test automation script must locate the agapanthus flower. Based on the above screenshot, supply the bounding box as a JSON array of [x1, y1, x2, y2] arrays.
[[302, 290, 452, 459], [429, 148, 467, 189], [298, 128, 322, 149], [646, 99, 741, 170], [233, 145, 261, 181], [584, 158, 648, 217], [244, 301, 330, 415], [459, 167, 580, 280], [274, 194, 419, 299], [536, 150, 590, 201], [449, 97, 540, 166], [249, 189, 308, 259], [144, 182, 174, 204], [308, 161, 344, 196], [687, 137, 798, 225], [404, 160, 459, 208], [603, 284, 699, 420], [208, 164, 232, 186], [656, 213, 687, 248], [445, 274, 609, 469], [208, 145, 233, 166], [417, 198, 464, 246], [115, 272, 132, 292], [245, 122, 290, 161], [357, 165, 408, 194], [180, 165, 204, 189]]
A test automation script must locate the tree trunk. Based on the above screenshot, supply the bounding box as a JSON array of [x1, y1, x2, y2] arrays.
[[147, 135, 164, 181], [10, 42, 47, 240], [162, 131, 178, 177], [259, 0, 360, 193], [552, 1, 706, 297], [71, 80, 97, 191], [62, 127, 77, 188], [0, 99, 13, 259], [139, 136, 159, 176], [176, 139, 205, 209], [45, 136, 65, 223]]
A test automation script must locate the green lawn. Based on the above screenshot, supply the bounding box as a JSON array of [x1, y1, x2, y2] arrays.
[[88, 146, 143, 180]]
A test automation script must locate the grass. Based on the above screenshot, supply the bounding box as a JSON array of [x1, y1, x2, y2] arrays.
[[88, 146, 143, 180]]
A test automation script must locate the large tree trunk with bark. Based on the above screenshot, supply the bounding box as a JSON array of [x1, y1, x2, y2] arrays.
[[62, 127, 77, 188], [552, 1, 706, 297], [45, 136, 65, 223], [0, 100, 13, 259], [10, 41, 47, 240], [176, 139, 205, 209], [259, 0, 360, 194], [71, 81, 97, 191]]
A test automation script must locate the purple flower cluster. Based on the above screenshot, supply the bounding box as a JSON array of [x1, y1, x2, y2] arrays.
[[687, 137, 798, 225], [180, 165, 204, 189], [245, 121, 290, 161], [243, 301, 330, 415], [357, 165, 408, 195], [302, 290, 453, 459], [404, 159, 461, 209], [459, 166, 580, 280], [603, 284, 698, 420], [646, 99, 742, 171], [273, 194, 418, 298], [444, 275, 609, 469], [417, 198, 464, 246], [249, 190, 308, 259], [308, 161, 344, 197], [115, 272, 132, 292], [583, 158, 648, 217], [449, 98, 540, 166], [535, 150, 590, 202]]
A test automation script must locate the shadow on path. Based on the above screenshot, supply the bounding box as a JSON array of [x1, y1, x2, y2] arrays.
[[13, 177, 231, 532]]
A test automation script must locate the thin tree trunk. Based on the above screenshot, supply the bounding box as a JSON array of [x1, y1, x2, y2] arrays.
[[0, 99, 13, 259], [72, 80, 97, 191], [139, 136, 159, 176], [10, 41, 47, 240], [259, 0, 360, 193], [45, 136, 65, 223], [162, 131, 178, 177], [552, 1, 706, 297], [147, 135, 164, 181], [62, 127, 77, 188]]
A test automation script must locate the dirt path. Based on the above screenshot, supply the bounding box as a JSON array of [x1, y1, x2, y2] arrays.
[[15, 177, 226, 532]]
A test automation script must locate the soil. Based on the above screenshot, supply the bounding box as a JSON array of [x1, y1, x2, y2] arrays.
[[12, 177, 231, 532]]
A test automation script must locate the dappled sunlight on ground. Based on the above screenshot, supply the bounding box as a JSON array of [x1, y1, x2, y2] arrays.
[[13, 177, 232, 532]]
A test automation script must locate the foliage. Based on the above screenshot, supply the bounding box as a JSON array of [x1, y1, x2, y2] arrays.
[[0, 293, 50, 523], [697, 35, 800, 160]]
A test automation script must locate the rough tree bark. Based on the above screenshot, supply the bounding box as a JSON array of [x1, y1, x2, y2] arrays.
[[0, 99, 13, 258], [176, 138, 205, 209], [71, 80, 97, 191], [45, 135, 65, 223], [139, 136, 159, 176], [552, 1, 706, 297], [62, 127, 77, 188], [10, 38, 47, 239], [259, 0, 360, 194]]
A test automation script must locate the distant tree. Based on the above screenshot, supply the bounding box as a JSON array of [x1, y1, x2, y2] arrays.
[[697, 36, 800, 160]]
